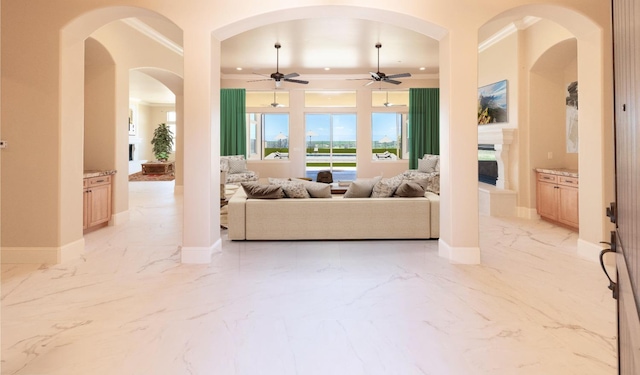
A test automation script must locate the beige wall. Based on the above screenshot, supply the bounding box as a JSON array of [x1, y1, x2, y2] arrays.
[[85, 38, 117, 171]]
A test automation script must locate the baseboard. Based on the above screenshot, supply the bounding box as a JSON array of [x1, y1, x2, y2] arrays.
[[181, 239, 222, 263], [518, 207, 539, 220], [438, 238, 481, 264], [111, 210, 129, 226], [2, 238, 85, 264], [577, 238, 603, 263]]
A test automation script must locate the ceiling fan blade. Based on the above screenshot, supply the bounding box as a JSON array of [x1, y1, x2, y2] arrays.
[[364, 80, 375, 86], [284, 78, 309, 84], [283, 72, 300, 79], [385, 79, 402, 85], [369, 72, 381, 80], [247, 78, 273, 82], [386, 72, 412, 79]]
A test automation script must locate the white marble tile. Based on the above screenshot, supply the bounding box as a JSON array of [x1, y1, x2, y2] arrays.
[[1, 182, 616, 374]]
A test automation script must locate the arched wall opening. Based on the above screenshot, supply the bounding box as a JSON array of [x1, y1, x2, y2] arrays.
[[479, 4, 614, 260], [129, 68, 184, 187], [59, 7, 184, 262]]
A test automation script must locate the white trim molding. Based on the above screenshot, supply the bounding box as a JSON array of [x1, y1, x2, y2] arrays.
[[2, 238, 85, 264], [438, 239, 481, 264], [577, 238, 604, 263], [181, 240, 222, 264]]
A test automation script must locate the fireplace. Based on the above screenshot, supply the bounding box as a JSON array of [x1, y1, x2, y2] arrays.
[[478, 144, 498, 185], [477, 127, 515, 189]]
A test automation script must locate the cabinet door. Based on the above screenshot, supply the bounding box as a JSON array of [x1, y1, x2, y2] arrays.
[[537, 180, 558, 220], [558, 185, 579, 228], [87, 184, 111, 227]]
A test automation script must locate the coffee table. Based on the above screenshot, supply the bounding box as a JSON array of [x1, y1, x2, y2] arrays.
[[330, 182, 351, 194], [141, 161, 174, 175]]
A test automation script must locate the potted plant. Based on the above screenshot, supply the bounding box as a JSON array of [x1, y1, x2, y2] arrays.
[[150, 123, 174, 162]]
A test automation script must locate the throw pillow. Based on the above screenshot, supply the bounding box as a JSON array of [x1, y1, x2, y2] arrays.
[[220, 155, 245, 172], [421, 154, 440, 172], [395, 181, 426, 197], [371, 174, 403, 198], [269, 179, 310, 198], [413, 174, 440, 195], [418, 157, 438, 173], [344, 176, 382, 198], [241, 182, 284, 199], [291, 178, 332, 198], [228, 159, 248, 174]]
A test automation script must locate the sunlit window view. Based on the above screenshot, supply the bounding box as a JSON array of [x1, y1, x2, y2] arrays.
[[305, 113, 357, 181], [371, 112, 409, 160], [246, 113, 289, 160]]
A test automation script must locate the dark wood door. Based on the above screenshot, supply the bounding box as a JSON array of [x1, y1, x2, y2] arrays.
[[612, 1, 640, 373]]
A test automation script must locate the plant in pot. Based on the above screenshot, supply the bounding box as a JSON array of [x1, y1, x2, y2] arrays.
[[150, 123, 174, 162]]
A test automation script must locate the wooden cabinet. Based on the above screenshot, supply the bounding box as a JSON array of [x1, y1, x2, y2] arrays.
[[83, 175, 112, 232], [536, 172, 579, 230]]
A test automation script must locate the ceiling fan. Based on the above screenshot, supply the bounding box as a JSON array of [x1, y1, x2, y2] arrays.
[[249, 43, 308, 87], [355, 43, 412, 86], [269, 91, 284, 107], [383, 90, 406, 107]]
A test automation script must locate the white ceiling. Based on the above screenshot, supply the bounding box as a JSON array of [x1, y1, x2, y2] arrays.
[[127, 18, 440, 104]]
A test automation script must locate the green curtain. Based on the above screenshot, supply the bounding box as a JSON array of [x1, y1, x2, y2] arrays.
[[220, 88, 246, 156], [409, 88, 439, 169]]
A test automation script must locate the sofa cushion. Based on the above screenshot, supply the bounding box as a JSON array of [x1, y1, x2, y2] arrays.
[[241, 182, 284, 199], [413, 174, 440, 195], [371, 174, 403, 198], [344, 176, 382, 198], [291, 178, 332, 198], [395, 181, 426, 197], [220, 155, 245, 172], [228, 159, 249, 174], [268, 178, 311, 198], [418, 157, 438, 173], [422, 154, 440, 172]]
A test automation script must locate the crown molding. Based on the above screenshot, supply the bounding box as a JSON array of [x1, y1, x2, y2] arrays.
[[122, 18, 183, 56], [478, 16, 540, 53]]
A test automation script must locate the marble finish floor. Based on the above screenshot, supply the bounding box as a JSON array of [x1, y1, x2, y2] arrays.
[[2, 182, 616, 374]]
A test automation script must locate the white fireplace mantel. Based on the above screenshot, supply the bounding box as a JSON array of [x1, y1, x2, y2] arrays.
[[478, 127, 516, 189]]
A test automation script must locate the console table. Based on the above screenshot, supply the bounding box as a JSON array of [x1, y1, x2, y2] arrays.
[[141, 161, 174, 175]]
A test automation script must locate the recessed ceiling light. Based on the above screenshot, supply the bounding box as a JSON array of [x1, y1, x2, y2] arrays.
[[324, 67, 331, 71], [419, 67, 426, 71], [236, 67, 243, 71]]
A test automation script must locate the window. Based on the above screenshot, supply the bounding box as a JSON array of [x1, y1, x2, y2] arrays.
[[246, 91, 289, 107], [166, 111, 176, 151], [371, 112, 408, 160], [304, 91, 356, 107], [246, 113, 289, 160]]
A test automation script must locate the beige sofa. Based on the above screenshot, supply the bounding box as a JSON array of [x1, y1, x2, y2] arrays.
[[227, 188, 440, 240]]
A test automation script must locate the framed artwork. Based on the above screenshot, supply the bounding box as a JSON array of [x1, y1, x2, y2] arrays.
[[478, 80, 508, 125], [566, 81, 578, 153], [128, 106, 137, 136]]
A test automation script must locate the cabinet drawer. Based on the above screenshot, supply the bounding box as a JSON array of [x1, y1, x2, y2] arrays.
[[86, 175, 111, 187], [537, 173, 557, 183], [558, 176, 579, 187]]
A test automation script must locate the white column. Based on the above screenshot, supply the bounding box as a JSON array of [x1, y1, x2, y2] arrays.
[[438, 31, 481, 264], [181, 29, 221, 263]]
